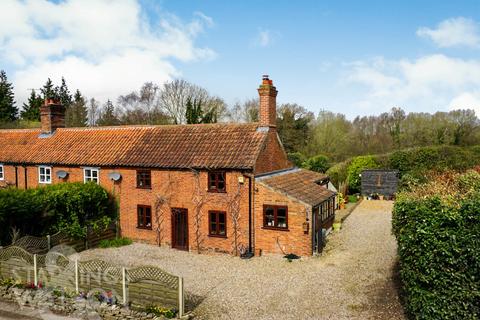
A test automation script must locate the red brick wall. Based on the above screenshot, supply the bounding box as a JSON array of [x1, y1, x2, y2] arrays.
[[118, 169, 250, 254], [0, 164, 250, 254], [253, 182, 312, 256], [254, 129, 292, 174]]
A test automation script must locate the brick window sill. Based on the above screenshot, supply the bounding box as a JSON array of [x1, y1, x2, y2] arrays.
[[262, 226, 289, 232], [137, 226, 152, 230], [207, 190, 227, 194], [208, 234, 227, 239]]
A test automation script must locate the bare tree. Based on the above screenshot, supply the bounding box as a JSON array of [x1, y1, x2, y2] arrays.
[[224, 179, 243, 256], [158, 79, 226, 124], [153, 173, 175, 246], [228, 98, 259, 123], [191, 170, 209, 253], [117, 82, 170, 125], [87, 98, 100, 126]]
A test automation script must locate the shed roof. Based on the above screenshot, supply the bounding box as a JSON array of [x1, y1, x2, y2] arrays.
[[256, 168, 335, 206], [0, 123, 268, 170]]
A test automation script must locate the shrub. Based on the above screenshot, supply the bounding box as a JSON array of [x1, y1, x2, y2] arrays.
[[326, 160, 350, 188], [99, 237, 133, 248], [302, 154, 331, 173], [392, 172, 480, 319], [287, 152, 307, 167], [146, 305, 177, 319], [346, 155, 379, 193], [0, 182, 115, 245]]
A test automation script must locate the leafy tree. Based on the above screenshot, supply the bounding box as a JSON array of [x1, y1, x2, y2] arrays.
[[20, 90, 43, 121], [306, 110, 352, 161], [276, 103, 314, 153], [287, 152, 307, 167], [0, 70, 18, 122], [66, 90, 88, 127], [303, 154, 331, 173], [97, 99, 120, 126], [449, 109, 478, 145], [185, 98, 218, 124], [185, 98, 203, 124]]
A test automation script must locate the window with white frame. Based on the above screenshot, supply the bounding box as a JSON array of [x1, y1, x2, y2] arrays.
[[0, 164, 4, 180], [38, 166, 52, 184], [84, 168, 99, 184]]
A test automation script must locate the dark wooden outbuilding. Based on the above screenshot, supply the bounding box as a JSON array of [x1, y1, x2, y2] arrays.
[[361, 169, 399, 196]]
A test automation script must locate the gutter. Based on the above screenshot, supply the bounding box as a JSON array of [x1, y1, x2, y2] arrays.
[[14, 166, 18, 188], [24, 166, 27, 189], [243, 172, 255, 256]]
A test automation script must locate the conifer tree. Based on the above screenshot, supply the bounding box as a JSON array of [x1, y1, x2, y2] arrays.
[[66, 89, 88, 127], [97, 99, 120, 126], [0, 70, 18, 122], [20, 90, 43, 121], [58, 77, 72, 108], [40, 78, 58, 100]]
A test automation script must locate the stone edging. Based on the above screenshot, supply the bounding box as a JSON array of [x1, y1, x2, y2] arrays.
[[0, 285, 193, 320]]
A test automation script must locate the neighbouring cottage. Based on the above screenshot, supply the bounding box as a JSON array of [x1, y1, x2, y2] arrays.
[[0, 76, 335, 256]]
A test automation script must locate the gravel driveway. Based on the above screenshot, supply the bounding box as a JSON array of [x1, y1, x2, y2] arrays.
[[79, 200, 405, 319]]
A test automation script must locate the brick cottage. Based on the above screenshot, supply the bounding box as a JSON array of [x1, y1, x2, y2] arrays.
[[0, 76, 335, 256]]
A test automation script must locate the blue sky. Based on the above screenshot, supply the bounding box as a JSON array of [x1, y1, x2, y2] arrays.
[[2, 0, 480, 118]]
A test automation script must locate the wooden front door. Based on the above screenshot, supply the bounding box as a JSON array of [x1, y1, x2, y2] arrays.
[[171, 208, 188, 251]]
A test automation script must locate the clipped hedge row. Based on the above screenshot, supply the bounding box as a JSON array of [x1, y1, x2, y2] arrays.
[[0, 182, 115, 245], [326, 145, 480, 190], [392, 173, 480, 319]]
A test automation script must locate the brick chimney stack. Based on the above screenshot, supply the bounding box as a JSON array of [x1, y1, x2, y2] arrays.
[[40, 98, 65, 134], [257, 75, 278, 128]]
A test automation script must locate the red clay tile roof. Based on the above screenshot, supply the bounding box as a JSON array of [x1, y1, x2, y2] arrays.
[[0, 123, 268, 170], [257, 168, 336, 206]]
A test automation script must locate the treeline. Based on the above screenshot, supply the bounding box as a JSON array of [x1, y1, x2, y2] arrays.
[[295, 107, 480, 162], [1, 70, 479, 163], [0, 70, 230, 128]]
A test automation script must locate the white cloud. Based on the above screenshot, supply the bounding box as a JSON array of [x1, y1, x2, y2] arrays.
[[449, 92, 480, 115], [0, 0, 215, 105], [417, 17, 480, 48], [345, 54, 480, 113], [254, 29, 277, 47]]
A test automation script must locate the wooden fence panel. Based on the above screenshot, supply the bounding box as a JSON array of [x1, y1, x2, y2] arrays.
[[0, 259, 33, 284], [0, 246, 184, 315]]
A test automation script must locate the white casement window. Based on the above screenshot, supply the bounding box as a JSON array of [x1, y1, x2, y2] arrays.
[[0, 164, 4, 180], [38, 166, 52, 184], [84, 168, 99, 184]]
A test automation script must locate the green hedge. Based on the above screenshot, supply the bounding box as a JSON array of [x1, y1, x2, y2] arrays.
[[326, 145, 480, 191], [0, 182, 115, 245], [302, 154, 331, 173], [392, 173, 480, 319]]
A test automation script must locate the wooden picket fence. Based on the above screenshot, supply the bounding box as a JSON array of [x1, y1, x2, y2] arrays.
[[0, 246, 184, 316]]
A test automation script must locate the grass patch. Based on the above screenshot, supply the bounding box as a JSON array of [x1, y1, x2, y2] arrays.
[[347, 195, 358, 203], [99, 237, 133, 248]]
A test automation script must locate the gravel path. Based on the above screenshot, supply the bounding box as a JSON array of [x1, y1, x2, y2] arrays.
[[79, 200, 405, 319]]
